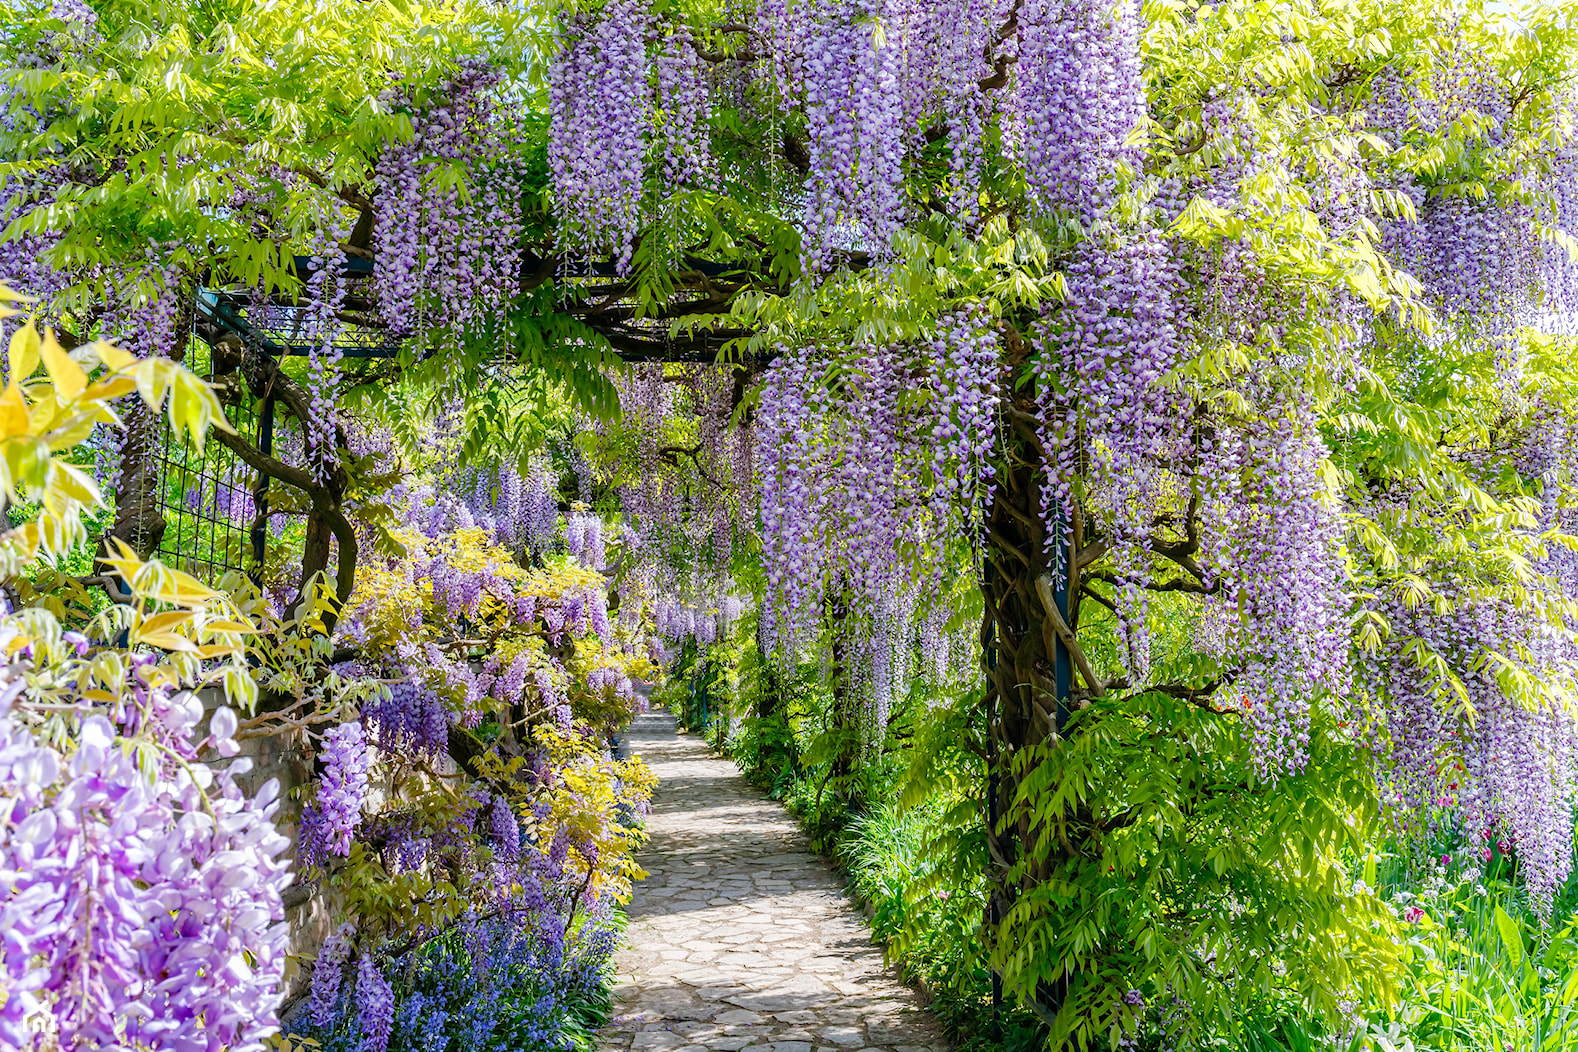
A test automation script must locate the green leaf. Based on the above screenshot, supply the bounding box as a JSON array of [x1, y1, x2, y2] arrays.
[[1492, 904, 1523, 970]]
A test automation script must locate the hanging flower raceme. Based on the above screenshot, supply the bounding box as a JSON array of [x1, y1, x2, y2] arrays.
[[317, 720, 372, 855], [1364, 592, 1578, 907], [800, 0, 906, 271], [489, 794, 522, 861], [758, 344, 831, 654], [0, 694, 293, 1049], [567, 509, 606, 570], [303, 221, 349, 482], [654, 24, 712, 188], [363, 680, 449, 756], [932, 0, 1001, 220], [357, 953, 395, 1052], [311, 922, 357, 1027], [929, 305, 1002, 525], [756, 339, 977, 732], [1195, 404, 1348, 776], [548, 0, 651, 272], [1013, 0, 1146, 224], [373, 60, 526, 339], [756, 0, 807, 102], [1033, 227, 1183, 577]]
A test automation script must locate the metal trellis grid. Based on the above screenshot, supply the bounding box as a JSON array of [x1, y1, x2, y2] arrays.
[[153, 268, 405, 582], [151, 337, 264, 582]]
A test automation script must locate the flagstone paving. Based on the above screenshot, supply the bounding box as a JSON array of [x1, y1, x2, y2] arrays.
[[597, 707, 951, 1052]]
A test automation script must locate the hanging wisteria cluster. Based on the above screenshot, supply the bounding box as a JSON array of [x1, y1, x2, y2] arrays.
[[654, 25, 713, 188], [0, 661, 292, 1048], [1013, 0, 1145, 224], [757, 344, 833, 654], [374, 59, 527, 339], [1194, 406, 1349, 776], [799, 0, 905, 271], [540, 0, 1178, 271], [548, 0, 650, 271], [566, 508, 608, 571], [928, 310, 1001, 521], [301, 224, 350, 480], [1365, 594, 1578, 903], [1034, 228, 1183, 568], [756, 331, 1001, 730], [363, 680, 449, 755], [316, 720, 372, 855]]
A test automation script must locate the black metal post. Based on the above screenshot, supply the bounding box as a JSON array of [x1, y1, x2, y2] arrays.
[[1053, 514, 1073, 730], [248, 393, 275, 582]]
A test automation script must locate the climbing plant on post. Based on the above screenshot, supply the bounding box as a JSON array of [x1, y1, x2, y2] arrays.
[[653, 0, 1578, 1045]]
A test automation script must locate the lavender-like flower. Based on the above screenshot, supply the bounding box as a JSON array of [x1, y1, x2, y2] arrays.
[[548, 0, 650, 271], [489, 795, 520, 861], [318, 721, 372, 855], [800, 0, 905, 271], [357, 953, 395, 1052], [0, 709, 293, 1049], [312, 922, 357, 1027]]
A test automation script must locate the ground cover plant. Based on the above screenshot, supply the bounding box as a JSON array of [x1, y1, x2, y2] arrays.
[[691, 648, 1578, 1051], [5, 0, 1578, 1048]]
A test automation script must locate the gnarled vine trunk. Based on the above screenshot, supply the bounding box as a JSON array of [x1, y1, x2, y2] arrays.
[[982, 373, 1090, 1040], [103, 400, 167, 562], [198, 328, 359, 625]]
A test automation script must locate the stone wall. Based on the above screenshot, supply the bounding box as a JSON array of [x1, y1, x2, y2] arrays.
[[196, 689, 334, 1015]]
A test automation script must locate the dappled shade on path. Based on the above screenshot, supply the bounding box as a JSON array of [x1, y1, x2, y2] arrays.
[[598, 708, 950, 1052]]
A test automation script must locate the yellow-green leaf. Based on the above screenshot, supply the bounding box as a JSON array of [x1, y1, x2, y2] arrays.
[[8, 321, 40, 381], [40, 328, 87, 401]]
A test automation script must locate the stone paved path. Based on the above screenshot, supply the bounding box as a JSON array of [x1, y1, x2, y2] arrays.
[[597, 708, 951, 1052]]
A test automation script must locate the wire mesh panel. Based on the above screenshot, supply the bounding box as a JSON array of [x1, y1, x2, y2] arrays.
[[152, 278, 404, 587], [152, 338, 264, 582]]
